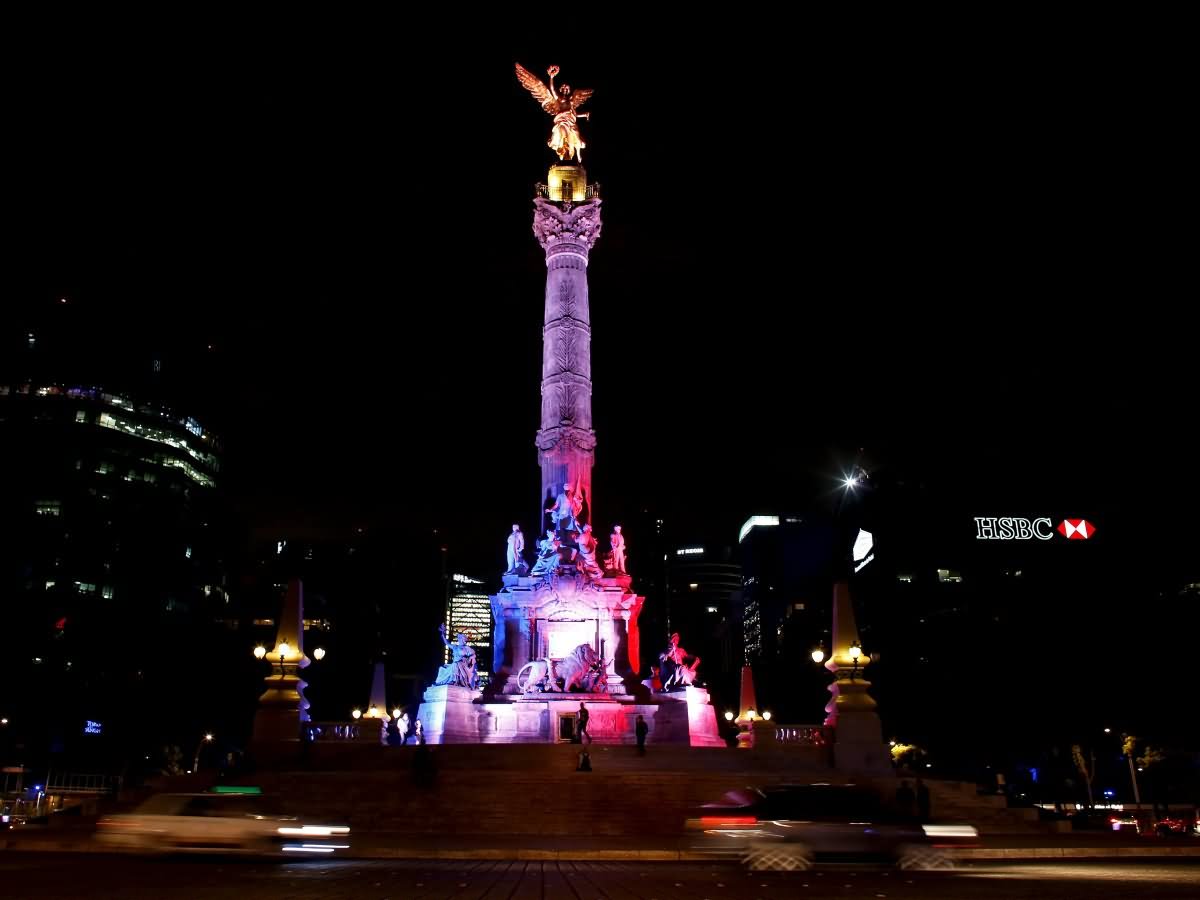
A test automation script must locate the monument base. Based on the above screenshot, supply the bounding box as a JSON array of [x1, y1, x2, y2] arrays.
[[831, 710, 892, 775], [416, 684, 724, 747]]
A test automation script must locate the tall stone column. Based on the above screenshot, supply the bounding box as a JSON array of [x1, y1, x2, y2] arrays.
[[532, 167, 601, 529], [250, 579, 311, 759], [824, 581, 890, 774]]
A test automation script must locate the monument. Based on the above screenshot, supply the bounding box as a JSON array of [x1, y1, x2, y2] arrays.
[[416, 65, 722, 746]]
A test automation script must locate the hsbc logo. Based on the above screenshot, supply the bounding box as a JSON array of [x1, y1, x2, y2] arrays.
[[1057, 518, 1095, 540], [975, 517, 1096, 541]]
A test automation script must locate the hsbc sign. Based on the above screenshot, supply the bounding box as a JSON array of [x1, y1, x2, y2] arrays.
[[975, 517, 1096, 541]]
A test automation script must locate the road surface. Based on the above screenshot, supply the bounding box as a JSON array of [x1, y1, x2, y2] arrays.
[[1, 854, 1198, 898]]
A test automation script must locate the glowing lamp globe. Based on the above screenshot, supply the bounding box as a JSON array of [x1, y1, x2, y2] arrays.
[[253, 645, 267, 660], [277, 642, 291, 659], [312, 647, 326, 661], [762, 711, 772, 721], [811, 648, 825, 664], [204, 733, 213, 742], [367, 705, 379, 718], [392, 708, 402, 720], [724, 711, 734, 722], [848, 644, 862, 661], [351, 709, 362, 720], [746, 709, 757, 720]]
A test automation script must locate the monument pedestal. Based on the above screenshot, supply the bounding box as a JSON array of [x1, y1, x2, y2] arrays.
[[416, 684, 485, 744], [415, 691, 725, 746], [489, 572, 643, 697]]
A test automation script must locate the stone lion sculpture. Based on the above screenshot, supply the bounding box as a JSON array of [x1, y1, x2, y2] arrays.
[[516, 643, 599, 693]]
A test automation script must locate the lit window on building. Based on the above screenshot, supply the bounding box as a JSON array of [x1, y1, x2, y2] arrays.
[[738, 515, 780, 543], [445, 577, 492, 678], [44, 580, 57, 590], [252, 618, 276, 626], [897, 573, 914, 583], [102, 586, 114, 599], [185, 546, 193, 559], [706, 606, 718, 613], [743, 600, 762, 662], [75, 410, 87, 423], [937, 568, 963, 584], [95, 408, 219, 481], [35, 500, 62, 516], [794, 602, 806, 611], [75, 581, 97, 593]]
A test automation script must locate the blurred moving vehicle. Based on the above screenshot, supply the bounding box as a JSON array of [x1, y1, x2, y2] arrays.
[[686, 783, 977, 871], [97, 790, 350, 855], [1153, 815, 1196, 838]]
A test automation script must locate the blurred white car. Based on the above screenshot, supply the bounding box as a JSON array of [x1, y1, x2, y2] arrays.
[[686, 784, 977, 871], [97, 791, 350, 855]]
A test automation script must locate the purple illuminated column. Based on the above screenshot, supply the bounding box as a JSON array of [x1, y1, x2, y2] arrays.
[[532, 170, 601, 528]]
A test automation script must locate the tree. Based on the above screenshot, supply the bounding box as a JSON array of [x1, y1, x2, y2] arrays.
[[158, 744, 184, 776], [1071, 744, 1096, 808]]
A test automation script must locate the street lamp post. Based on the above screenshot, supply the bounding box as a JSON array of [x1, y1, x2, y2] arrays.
[[192, 733, 214, 773], [1119, 733, 1143, 814], [848, 641, 863, 681]]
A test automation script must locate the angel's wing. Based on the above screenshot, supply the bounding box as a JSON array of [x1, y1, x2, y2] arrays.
[[569, 88, 594, 110], [515, 62, 556, 112]]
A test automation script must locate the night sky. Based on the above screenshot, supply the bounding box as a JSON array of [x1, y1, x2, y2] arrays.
[[9, 29, 1194, 583]]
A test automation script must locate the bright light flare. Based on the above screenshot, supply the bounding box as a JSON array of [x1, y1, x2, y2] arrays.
[[922, 824, 978, 838], [278, 825, 350, 836]]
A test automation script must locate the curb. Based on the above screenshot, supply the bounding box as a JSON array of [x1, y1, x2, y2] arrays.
[[950, 846, 1200, 860]]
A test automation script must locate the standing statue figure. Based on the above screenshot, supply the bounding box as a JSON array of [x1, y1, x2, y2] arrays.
[[515, 63, 594, 164], [546, 481, 584, 534], [505, 524, 527, 574], [658, 632, 701, 690], [576, 524, 604, 579], [530, 529, 560, 577], [434, 623, 479, 690], [607, 524, 627, 574]]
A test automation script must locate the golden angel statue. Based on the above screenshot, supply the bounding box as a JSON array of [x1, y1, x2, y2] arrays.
[[515, 63, 594, 163]]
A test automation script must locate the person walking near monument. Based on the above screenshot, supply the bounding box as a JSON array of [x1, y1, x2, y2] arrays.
[[635, 714, 649, 756], [577, 702, 591, 744]]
